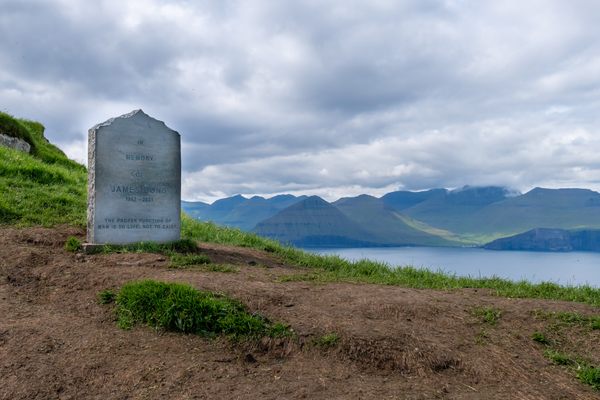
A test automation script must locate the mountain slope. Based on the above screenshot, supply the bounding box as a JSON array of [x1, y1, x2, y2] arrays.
[[400, 186, 514, 235], [464, 188, 600, 237], [381, 188, 446, 210], [219, 195, 306, 231], [183, 194, 306, 231], [253, 196, 381, 247], [334, 195, 462, 246], [181, 200, 210, 220]]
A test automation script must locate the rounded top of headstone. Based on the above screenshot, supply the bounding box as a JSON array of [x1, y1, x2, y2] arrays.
[[89, 109, 180, 137]]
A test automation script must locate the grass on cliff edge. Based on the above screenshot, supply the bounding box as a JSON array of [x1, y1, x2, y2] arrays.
[[181, 215, 600, 307], [0, 113, 86, 226]]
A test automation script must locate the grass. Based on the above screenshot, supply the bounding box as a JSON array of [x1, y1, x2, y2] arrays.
[[64, 236, 82, 252], [313, 332, 340, 348], [532, 310, 600, 331], [532, 310, 600, 391], [98, 289, 116, 304], [169, 253, 211, 267], [181, 215, 600, 307], [544, 349, 574, 366], [0, 114, 87, 227], [578, 366, 600, 390], [188, 264, 239, 273], [471, 306, 502, 325], [531, 331, 551, 345], [475, 328, 489, 345], [98, 238, 198, 254], [542, 348, 600, 391], [113, 280, 289, 338]]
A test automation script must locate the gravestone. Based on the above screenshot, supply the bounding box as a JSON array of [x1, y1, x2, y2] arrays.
[[87, 110, 181, 244]]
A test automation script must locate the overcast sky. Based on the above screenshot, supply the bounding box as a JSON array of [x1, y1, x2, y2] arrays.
[[2, 0, 600, 202]]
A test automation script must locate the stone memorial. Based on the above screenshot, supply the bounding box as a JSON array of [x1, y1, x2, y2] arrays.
[[87, 110, 181, 244]]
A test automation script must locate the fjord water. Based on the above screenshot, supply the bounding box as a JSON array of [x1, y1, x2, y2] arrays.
[[310, 247, 600, 287]]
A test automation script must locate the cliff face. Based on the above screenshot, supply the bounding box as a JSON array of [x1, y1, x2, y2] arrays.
[[484, 228, 600, 252]]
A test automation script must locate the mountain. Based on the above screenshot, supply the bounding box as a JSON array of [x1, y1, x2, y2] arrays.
[[181, 200, 210, 220], [215, 195, 306, 231], [186, 186, 600, 248], [208, 194, 248, 220], [333, 195, 462, 246], [381, 188, 446, 211], [464, 188, 600, 236], [253, 196, 382, 247], [484, 228, 600, 252], [399, 186, 515, 234], [181, 194, 306, 231]]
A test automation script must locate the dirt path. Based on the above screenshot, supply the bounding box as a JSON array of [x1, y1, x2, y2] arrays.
[[0, 227, 598, 399]]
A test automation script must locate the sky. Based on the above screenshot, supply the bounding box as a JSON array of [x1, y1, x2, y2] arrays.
[[2, 0, 600, 203]]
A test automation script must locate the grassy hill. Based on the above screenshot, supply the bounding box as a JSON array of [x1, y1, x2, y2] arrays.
[[0, 112, 87, 226]]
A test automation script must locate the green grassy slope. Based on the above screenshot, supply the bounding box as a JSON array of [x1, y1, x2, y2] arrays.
[[0, 113, 87, 226]]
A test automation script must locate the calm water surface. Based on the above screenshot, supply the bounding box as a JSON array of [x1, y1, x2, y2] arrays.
[[309, 247, 600, 287]]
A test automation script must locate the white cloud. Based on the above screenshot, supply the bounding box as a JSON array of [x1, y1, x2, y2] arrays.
[[2, 0, 600, 201]]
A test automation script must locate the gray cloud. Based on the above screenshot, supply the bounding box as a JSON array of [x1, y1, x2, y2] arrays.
[[2, 0, 600, 201]]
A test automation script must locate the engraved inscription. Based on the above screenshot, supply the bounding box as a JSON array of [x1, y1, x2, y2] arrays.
[[125, 153, 154, 161], [96, 216, 178, 231]]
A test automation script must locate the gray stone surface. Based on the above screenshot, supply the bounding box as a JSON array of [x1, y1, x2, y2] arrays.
[[87, 110, 181, 244], [0, 133, 31, 153]]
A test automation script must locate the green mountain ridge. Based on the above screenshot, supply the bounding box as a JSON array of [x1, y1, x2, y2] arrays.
[[253, 196, 382, 247], [189, 185, 600, 248], [333, 194, 460, 247]]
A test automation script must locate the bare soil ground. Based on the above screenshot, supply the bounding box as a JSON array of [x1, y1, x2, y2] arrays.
[[1, 227, 599, 399]]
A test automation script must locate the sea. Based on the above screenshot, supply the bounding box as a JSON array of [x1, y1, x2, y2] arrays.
[[309, 246, 600, 287]]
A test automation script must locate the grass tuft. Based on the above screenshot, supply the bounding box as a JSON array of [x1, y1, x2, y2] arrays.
[[544, 349, 574, 366], [531, 331, 551, 345], [577, 365, 600, 390], [169, 253, 211, 268], [98, 289, 116, 304], [313, 332, 340, 348], [471, 306, 502, 325], [114, 280, 289, 338], [64, 236, 82, 252]]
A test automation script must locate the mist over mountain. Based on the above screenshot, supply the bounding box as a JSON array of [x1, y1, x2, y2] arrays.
[[182, 186, 600, 248]]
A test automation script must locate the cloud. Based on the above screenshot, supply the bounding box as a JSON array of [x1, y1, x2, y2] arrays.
[[2, 0, 600, 201]]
